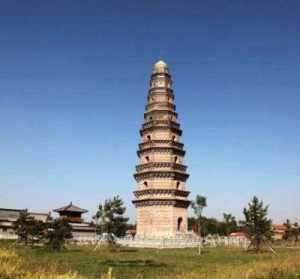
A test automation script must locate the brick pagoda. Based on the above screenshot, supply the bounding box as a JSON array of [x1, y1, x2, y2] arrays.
[[133, 60, 190, 239]]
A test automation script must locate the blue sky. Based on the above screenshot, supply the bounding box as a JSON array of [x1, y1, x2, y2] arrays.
[[0, 0, 299, 223]]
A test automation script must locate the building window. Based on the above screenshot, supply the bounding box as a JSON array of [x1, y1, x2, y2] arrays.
[[174, 156, 178, 163], [176, 182, 180, 189], [145, 156, 150, 162], [144, 181, 148, 187], [147, 135, 151, 141], [172, 135, 176, 141]]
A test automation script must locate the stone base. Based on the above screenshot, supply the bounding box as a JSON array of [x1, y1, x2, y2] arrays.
[[136, 205, 188, 238], [118, 231, 202, 249]]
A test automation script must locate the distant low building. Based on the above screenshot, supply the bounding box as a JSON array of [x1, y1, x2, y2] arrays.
[[273, 224, 287, 240], [229, 231, 248, 240], [0, 208, 50, 240], [54, 202, 96, 242]]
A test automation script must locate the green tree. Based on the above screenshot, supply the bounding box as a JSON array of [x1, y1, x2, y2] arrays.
[[28, 220, 47, 247], [201, 217, 219, 236], [283, 219, 293, 241], [47, 219, 72, 251], [191, 195, 207, 236], [222, 213, 238, 236], [95, 196, 129, 241], [14, 209, 31, 245], [14, 210, 47, 247], [292, 222, 300, 243], [241, 196, 273, 252]]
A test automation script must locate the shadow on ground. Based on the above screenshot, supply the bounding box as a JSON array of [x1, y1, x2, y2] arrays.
[[101, 259, 166, 267]]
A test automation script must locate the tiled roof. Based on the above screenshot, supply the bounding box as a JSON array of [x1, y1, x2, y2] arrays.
[[230, 232, 247, 237], [0, 208, 50, 222], [0, 208, 24, 221], [273, 224, 287, 231], [54, 202, 88, 213]]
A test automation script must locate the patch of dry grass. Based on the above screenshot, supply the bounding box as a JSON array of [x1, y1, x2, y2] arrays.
[[1, 243, 300, 279], [0, 247, 113, 279], [161, 255, 300, 279]]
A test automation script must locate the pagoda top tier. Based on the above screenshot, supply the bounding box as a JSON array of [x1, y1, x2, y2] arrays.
[[152, 60, 169, 74]]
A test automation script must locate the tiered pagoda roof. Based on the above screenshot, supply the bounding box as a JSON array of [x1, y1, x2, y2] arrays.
[[132, 60, 190, 210]]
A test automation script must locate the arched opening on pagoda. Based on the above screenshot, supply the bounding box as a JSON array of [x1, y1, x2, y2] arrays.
[[143, 181, 148, 187], [176, 182, 180, 189], [172, 135, 176, 142], [177, 217, 183, 232], [145, 156, 150, 162], [147, 135, 151, 141], [174, 156, 178, 163]]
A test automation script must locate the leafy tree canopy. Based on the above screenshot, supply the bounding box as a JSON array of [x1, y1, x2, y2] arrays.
[[241, 196, 273, 252], [14, 210, 47, 246], [95, 195, 129, 238], [47, 218, 73, 251], [191, 195, 207, 236]]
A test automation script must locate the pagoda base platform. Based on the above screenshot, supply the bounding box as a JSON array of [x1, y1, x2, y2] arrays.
[[117, 232, 202, 249]]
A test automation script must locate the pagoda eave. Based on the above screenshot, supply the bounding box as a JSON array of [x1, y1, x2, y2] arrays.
[[150, 72, 172, 79], [136, 162, 187, 172], [140, 126, 182, 137], [134, 188, 190, 198], [134, 171, 189, 181], [137, 147, 185, 157], [144, 110, 178, 119], [139, 140, 184, 150], [142, 120, 180, 130], [132, 199, 191, 208], [146, 102, 176, 111], [148, 89, 174, 99]]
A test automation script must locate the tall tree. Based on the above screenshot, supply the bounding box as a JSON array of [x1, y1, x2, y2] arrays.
[[241, 196, 273, 252], [14, 209, 31, 245], [46, 219, 73, 251], [95, 196, 129, 240], [292, 222, 300, 243], [14, 210, 47, 246], [222, 213, 238, 236], [283, 219, 293, 241], [191, 195, 207, 236], [28, 220, 47, 247]]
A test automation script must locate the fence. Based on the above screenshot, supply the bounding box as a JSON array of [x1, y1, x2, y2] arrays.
[[204, 236, 250, 249], [117, 235, 250, 249], [0, 233, 18, 240], [118, 237, 201, 249]]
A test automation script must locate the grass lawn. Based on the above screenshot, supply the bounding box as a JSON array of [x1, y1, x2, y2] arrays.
[[1, 242, 300, 279]]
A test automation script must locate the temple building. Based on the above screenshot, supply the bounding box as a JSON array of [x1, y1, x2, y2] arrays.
[[54, 202, 88, 223], [54, 202, 96, 242], [133, 60, 190, 239]]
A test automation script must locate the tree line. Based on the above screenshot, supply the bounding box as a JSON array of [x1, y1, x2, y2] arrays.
[[190, 195, 300, 251], [13, 196, 129, 251], [14, 195, 298, 252], [14, 210, 72, 251]]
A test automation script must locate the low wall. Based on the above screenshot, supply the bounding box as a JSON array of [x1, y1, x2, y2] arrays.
[[117, 236, 250, 249], [0, 234, 18, 240], [118, 237, 201, 249]]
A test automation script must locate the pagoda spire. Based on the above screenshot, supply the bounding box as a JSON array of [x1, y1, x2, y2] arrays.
[[132, 60, 190, 239]]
